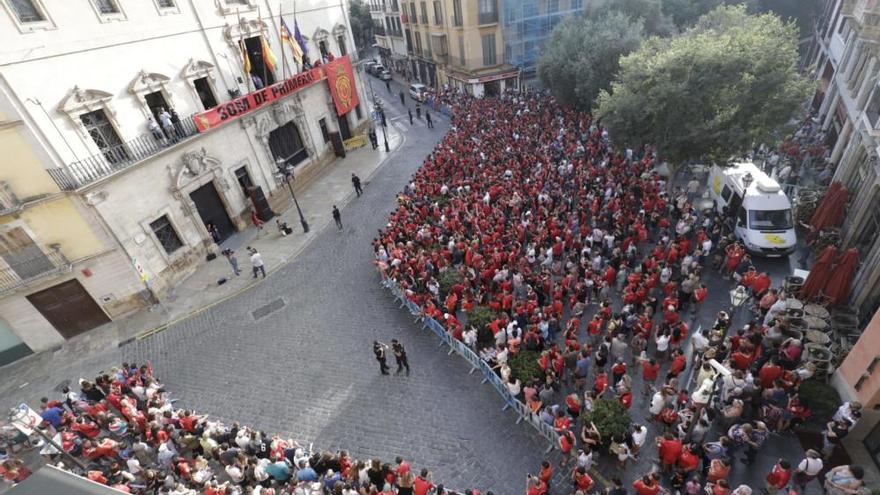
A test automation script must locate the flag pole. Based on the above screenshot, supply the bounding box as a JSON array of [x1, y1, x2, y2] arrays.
[[236, 8, 252, 92], [257, 4, 268, 87], [293, 0, 301, 72], [275, 2, 288, 79]]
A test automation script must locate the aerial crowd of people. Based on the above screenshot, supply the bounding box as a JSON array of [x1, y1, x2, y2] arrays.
[[375, 89, 869, 494]]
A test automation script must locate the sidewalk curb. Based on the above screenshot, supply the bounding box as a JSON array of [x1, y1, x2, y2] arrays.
[[132, 126, 408, 343]]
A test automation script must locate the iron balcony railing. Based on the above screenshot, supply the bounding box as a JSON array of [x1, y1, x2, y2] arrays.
[[48, 114, 199, 191], [0, 246, 69, 294]]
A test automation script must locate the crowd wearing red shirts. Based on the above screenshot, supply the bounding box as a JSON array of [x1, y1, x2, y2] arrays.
[[375, 91, 867, 494], [6, 363, 486, 495]]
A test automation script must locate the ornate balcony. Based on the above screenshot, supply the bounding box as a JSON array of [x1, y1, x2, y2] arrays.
[[0, 245, 70, 294]]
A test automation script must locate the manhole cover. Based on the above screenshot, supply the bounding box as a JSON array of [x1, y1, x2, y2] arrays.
[[252, 298, 286, 320]]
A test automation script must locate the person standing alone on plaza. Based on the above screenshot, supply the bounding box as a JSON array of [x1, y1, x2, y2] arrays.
[[373, 341, 390, 375], [351, 173, 363, 197], [425, 110, 433, 129], [391, 339, 410, 374], [248, 246, 265, 278], [222, 248, 240, 276], [332, 205, 342, 230]]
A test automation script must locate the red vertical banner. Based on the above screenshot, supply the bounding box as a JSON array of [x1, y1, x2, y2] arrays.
[[324, 55, 361, 116]]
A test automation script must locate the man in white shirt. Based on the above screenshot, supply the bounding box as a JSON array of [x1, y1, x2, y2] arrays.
[[794, 449, 823, 489], [248, 247, 266, 278]]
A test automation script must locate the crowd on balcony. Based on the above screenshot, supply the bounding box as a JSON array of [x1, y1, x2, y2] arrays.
[[374, 90, 869, 494]]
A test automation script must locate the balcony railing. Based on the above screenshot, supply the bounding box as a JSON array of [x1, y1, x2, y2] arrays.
[[478, 10, 498, 24], [0, 245, 69, 294], [48, 114, 199, 191], [0, 181, 21, 215]]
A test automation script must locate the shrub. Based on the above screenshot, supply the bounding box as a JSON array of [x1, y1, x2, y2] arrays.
[[580, 399, 631, 444], [437, 269, 464, 297], [509, 350, 543, 383], [798, 379, 841, 425], [466, 305, 497, 349]]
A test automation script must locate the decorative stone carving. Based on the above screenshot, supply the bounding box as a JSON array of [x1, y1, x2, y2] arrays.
[[222, 17, 267, 48], [180, 59, 215, 80], [57, 86, 113, 114], [128, 70, 171, 95], [173, 147, 222, 190], [84, 190, 108, 205], [255, 113, 274, 139]]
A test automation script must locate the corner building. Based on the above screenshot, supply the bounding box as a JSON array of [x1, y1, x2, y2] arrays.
[[0, 0, 367, 363]]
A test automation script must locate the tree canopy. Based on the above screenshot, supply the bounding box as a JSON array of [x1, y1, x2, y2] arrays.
[[348, 0, 373, 51], [537, 11, 644, 111], [595, 5, 813, 166]]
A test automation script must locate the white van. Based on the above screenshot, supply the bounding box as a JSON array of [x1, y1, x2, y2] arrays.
[[409, 83, 427, 101], [707, 161, 797, 257]]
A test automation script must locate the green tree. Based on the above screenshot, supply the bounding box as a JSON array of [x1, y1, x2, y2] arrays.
[[348, 0, 373, 51], [538, 11, 644, 111], [587, 0, 674, 36], [596, 5, 812, 182]]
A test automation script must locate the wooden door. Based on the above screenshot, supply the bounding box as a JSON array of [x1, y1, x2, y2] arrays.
[[26, 279, 109, 339]]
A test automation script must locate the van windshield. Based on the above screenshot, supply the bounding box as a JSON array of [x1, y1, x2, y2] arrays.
[[748, 209, 792, 230]]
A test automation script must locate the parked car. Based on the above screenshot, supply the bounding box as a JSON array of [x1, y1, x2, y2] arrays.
[[363, 61, 377, 75], [377, 70, 392, 81], [371, 64, 386, 77], [409, 83, 427, 101]]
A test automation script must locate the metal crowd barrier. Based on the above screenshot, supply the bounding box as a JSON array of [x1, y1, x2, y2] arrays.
[[380, 276, 558, 453]]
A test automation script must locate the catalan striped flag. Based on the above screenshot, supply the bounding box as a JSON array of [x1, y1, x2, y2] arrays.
[[261, 36, 278, 74], [281, 16, 303, 66]]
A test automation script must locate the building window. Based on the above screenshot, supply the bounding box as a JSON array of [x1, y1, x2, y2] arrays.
[[319, 118, 330, 143], [433, 1, 442, 25], [337, 35, 347, 56], [93, 0, 119, 14], [150, 215, 183, 254], [410, 2, 416, 23], [571, 0, 583, 9], [459, 35, 465, 66], [193, 77, 218, 110], [8, 0, 44, 22], [420, 1, 427, 24], [481, 33, 496, 66], [79, 110, 128, 163], [243, 36, 275, 86], [548, 0, 559, 13], [234, 166, 253, 192], [157, 0, 174, 6], [478, 0, 497, 24], [452, 0, 462, 26]]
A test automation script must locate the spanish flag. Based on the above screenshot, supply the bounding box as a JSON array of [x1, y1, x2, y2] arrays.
[[281, 16, 303, 66], [261, 36, 278, 74], [239, 40, 252, 75]]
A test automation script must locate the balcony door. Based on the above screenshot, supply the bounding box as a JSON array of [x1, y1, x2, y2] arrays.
[[80, 109, 128, 164]]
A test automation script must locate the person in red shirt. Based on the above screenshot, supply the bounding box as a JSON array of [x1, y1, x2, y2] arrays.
[[526, 475, 546, 495], [758, 358, 783, 389], [557, 429, 575, 466], [413, 469, 434, 495], [633, 473, 662, 495], [641, 358, 660, 396], [538, 460, 552, 486], [571, 466, 593, 492], [765, 459, 792, 494], [657, 432, 683, 474], [691, 283, 708, 315], [677, 444, 700, 473], [593, 371, 609, 397], [668, 350, 687, 378]]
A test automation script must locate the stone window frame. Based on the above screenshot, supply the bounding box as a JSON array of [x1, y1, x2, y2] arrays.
[[180, 59, 221, 112], [87, 0, 127, 24], [217, 0, 256, 16], [152, 0, 180, 16], [128, 70, 176, 121], [1, 0, 56, 34], [141, 208, 189, 263], [57, 86, 129, 160]]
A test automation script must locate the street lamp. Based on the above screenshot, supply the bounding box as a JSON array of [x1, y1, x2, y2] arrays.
[[275, 159, 310, 233], [362, 65, 390, 152]]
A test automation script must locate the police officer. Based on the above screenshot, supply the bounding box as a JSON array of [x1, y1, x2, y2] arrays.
[[391, 339, 410, 375], [373, 341, 389, 375]]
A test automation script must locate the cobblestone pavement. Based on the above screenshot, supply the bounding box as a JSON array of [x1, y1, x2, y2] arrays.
[[119, 83, 559, 494], [0, 79, 823, 493]]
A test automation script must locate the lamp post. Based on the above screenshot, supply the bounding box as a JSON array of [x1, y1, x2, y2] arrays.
[[275, 159, 309, 233], [363, 65, 390, 152]]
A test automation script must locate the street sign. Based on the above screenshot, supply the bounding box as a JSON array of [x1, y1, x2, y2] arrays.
[[10, 403, 43, 435], [132, 257, 150, 284]]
